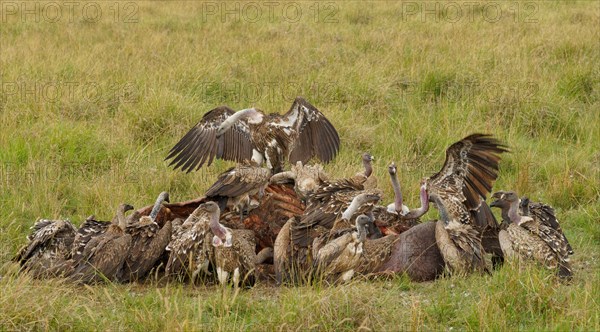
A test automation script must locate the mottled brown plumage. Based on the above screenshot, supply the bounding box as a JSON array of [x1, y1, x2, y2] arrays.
[[205, 162, 270, 215], [120, 192, 172, 282], [270, 161, 330, 200], [519, 197, 573, 255], [70, 216, 111, 263], [291, 173, 382, 247], [491, 191, 572, 278], [426, 134, 508, 228], [14, 219, 77, 278], [165, 205, 213, 280], [312, 214, 373, 282], [213, 229, 257, 286], [69, 204, 134, 284], [435, 220, 488, 275], [424, 134, 507, 274], [165, 97, 340, 173]]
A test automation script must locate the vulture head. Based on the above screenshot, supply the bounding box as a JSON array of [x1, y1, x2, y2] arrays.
[[201, 201, 232, 248], [362, 152, 375, 177], [490, 190, 522, 225], [490, 190, 519, 208], [217, 108, 264, 136], [355, 214, 373, 242]]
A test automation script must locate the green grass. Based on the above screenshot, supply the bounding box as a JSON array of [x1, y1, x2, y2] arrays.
[[1, 1, 599, 330]]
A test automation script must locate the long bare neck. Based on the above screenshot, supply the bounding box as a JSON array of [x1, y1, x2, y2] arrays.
[[389, 172, 403, 212], [116, 208, 127, 230], [363, 159, 372, 177], [220, 109, 252, 132], [342, 195, 367, 220], [404, 185, 430, 219], [209, 211, 227, 239], [508, 200, 521, 223], [149, 194, 166, 221]]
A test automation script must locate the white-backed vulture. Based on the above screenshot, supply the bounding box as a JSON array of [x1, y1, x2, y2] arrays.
[[165, 97, 340, 173], [519, 196, 573, 255], [205, 162, 271, 218]]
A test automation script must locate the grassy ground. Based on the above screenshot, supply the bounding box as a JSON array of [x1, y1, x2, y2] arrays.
[[1, 1, 598, 330]]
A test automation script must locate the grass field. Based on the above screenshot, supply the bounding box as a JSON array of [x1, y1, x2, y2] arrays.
[[1, 1, 599, 330]]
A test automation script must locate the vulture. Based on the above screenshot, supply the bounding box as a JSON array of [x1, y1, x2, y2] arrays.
[[120, 192, 172, 282], [205, 162, 271, 218], [70, 216, 111, 263], [372, 163, 428, 235], [13, 219, 77, 278], [270, 161, 330, 200], [424, 134, 508, 275], [352, 152, 377, 189], [274, 191, 381, 284], [203, 202, 257, 287], [519, 196, 574, 255], [490, 191, 572, 278], [312, 214, 374, 282], [289, 152, 385, 248], [165, 97, 340, 173], [69, 204, 134, 284], [165, 204, 215, 281]]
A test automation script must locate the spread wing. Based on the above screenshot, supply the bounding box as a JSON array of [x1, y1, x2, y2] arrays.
[[274, 97, 340, 164], [165, 106, 255, 173], [205, 164, 270, 197], [427, 134, 508, 224]]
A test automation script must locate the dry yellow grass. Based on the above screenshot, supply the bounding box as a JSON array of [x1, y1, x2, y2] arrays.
[[1, 1, 598, 330]]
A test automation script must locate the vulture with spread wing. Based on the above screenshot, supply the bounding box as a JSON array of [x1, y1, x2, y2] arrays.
[[165, 97, 340, 173], [425, 134, 508, 274]]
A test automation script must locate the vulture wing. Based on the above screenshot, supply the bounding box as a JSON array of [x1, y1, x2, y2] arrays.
[[522, 199, 573, 255], [205, 164, 271, 198], [165, 106, 255, 173], [427, 134, 508, 224], [275, 97, 340, 164]]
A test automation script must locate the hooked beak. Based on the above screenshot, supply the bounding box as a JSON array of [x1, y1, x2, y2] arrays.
[[489, 200, 501, 208]]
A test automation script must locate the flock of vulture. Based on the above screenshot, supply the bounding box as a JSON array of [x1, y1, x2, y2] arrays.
[[14, 97, 574, 287]]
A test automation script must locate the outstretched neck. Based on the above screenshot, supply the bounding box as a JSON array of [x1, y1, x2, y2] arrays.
[[389, 172, 403, 212], [117, 208, 127, 230], [218, 108, 254, 135], [342, 195, 367, 221], [149, 194, 166, 221], [404, 185, 429, 219]]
